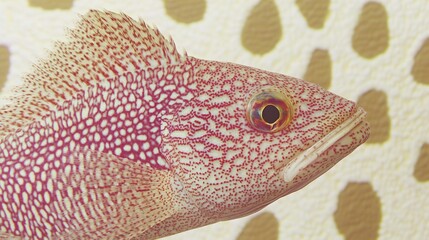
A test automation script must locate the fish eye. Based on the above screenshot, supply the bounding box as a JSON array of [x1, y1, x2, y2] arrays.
[[246, 88, 293, 133]]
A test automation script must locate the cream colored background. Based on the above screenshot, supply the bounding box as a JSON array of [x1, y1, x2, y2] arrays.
[[0, 0, 429, 239]]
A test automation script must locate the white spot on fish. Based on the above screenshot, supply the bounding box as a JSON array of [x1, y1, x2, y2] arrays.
[[177, 145, 192, 153], [208, 136, 223, 146], [208, 149, 222, 159], [210, 95, 231, 104]]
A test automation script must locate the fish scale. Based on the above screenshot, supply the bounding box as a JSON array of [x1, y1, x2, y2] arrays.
[[0, 10, 369, 239], [0, 64, 191, 237]]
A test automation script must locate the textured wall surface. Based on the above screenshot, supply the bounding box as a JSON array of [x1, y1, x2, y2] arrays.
[[0, 0, 429, 239]]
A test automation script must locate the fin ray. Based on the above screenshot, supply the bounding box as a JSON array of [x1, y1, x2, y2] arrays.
[[52, 147, 175, 239], [0, 10, 184, 139]]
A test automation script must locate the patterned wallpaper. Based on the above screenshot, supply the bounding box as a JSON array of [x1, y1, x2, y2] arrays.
[[0, 0, 429, 239]]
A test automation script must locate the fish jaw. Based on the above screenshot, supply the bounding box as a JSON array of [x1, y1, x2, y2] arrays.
[[281, 107, 370, 193]]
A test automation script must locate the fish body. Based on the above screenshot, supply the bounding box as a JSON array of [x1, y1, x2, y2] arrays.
[[0, 10, 369, 239]]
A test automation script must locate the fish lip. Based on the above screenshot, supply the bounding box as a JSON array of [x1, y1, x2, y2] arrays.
[[282, 107, 368, 183]]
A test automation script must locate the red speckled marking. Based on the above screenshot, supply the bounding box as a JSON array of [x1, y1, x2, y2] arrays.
[[0, 10, 369, 239], [163, 59, 356, 213], [144, 58, 368, 239]]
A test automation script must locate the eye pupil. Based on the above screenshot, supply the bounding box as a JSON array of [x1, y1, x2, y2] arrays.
[[262, 105, 280, 124]]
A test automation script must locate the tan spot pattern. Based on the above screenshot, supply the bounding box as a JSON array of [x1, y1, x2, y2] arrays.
[[413, 143, 429, 182], [28, 0, 73, 10], [352, 2, 389, 59], [296, 0, 330, 29], [0, 45, 10, 92], [357, 90, 390, 143], [236, 212, 279, 240], [241, 0, 282, 55], [411, 37, 429, 85], [303, 49, 332, 89], [334, 182, 382, 240], [163, 0, 206, 24]]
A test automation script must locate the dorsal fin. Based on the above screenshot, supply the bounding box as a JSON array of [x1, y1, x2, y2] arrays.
[[0, 10, 184, 140]]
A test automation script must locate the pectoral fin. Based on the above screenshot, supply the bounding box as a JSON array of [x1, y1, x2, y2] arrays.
[[52, 147, 175, 239]]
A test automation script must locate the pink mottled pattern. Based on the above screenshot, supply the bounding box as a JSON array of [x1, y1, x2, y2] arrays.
[[0, 10, 369, 239], [0, 64, 193, 237], [0, 10, 190, 239]]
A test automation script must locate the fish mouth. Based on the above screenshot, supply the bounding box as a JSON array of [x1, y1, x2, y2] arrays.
[[282, 107, 369, 183]]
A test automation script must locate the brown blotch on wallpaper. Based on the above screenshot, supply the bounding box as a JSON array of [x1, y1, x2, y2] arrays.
[[411, 37, 429, 85], [296, 0, 330, 29], [164, 0, 206, 24], [236, 212, 279, 240], [303, 49, 332, 89], [0, 45, 10, 92], [28, 0, 73, 10], [352, 2, 389, 59], [334, 182, 382, 240], [357, 90, 390, 143], [241, 0, 282, 55], [413, 143, 429, 182]]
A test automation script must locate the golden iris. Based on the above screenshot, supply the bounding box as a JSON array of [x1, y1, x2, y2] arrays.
[[246, 88, 293, 133]]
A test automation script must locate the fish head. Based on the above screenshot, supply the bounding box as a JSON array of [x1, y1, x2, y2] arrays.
[[162, 57, 369, 220]]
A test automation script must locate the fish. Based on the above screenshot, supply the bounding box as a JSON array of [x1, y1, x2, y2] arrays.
[[0, 10, 370, 240]]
